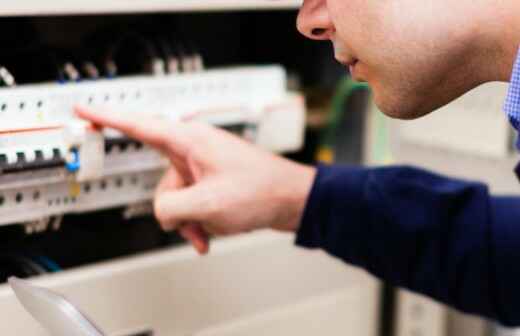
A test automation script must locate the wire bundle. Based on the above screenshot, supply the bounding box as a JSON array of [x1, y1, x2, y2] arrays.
[[0, 254, 61, 282], [0, 25, 205, 86]]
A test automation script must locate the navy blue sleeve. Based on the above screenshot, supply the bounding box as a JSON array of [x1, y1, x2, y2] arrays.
[[296, 164, 520, 326]]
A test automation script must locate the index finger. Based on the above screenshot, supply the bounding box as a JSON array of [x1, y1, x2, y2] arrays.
[[75, 105, 192, 158]]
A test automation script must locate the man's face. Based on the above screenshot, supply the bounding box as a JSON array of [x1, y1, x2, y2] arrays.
[[297, 0, 490, 119]]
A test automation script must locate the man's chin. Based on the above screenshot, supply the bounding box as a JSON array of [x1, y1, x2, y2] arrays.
[[373, 93, 432, 120]]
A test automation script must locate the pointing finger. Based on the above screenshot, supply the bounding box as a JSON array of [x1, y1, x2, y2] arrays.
[[75, 105, 193, 159]]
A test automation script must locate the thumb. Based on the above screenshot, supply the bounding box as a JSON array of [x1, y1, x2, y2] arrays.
[[154, 185, 212, 231]]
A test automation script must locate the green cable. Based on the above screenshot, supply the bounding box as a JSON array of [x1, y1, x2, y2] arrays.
[[316, 77, 370, 163], [373, 107, 392, 164]]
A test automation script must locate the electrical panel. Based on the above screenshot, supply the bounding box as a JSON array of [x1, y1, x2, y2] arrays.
[[0, 65, 304, 230], [0, 7, 382, 336], [0, 10, 316, 277]]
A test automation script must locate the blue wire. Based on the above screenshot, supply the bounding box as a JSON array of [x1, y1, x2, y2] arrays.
[[34, 256, 61, 272]]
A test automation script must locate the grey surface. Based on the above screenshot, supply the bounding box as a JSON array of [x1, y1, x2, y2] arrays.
[[9, 277, 105, 336]]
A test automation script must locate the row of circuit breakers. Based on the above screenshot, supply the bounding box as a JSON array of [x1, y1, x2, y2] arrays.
[[0, 31, 306, 233]]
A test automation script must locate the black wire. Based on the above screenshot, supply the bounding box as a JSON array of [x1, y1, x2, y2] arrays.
[[14, 256, 47, 275], [154, 36, 179, 74], [0, 256, 36, 280], [104, 31, 161, 76], [0, 46, 64, 84]]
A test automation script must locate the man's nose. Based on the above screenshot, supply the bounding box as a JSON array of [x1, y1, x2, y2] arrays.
[[296, 0, 334, 41]]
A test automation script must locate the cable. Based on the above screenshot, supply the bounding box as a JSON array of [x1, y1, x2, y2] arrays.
[[154, 36, 180, 74], [0, 254, 58, 282], [167, 33, 191, 73], [0, 260, 24, 282], [315, 77, 370, 163], [103, 32, 164, 77], [33, 256, 61, 273], [0, 66, 16, 87], [61, 62, 81, 83], [184, 40, 204, 72], [0, 256, 38, 279], [1, 42, 79, 84], [193, 52, 205, 72], [168, 27, 196, 73], [14, 256, 47, 275], [105, 59, 118, 78], [81, 61, 100, 80]]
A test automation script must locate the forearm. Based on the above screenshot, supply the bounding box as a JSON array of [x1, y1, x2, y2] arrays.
[[296, 164, 520, 326]]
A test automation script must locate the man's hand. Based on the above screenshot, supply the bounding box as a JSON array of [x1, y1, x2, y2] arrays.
[[75, 106, 316, 254]]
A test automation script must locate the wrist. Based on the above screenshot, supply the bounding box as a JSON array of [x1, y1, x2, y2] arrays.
[[272, 163, 317, 232]]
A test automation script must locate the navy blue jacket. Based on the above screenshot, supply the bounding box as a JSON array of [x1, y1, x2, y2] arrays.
[[296, 165, 520, 326]]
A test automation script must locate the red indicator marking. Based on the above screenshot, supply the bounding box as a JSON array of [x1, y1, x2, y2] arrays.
[[0, 126, 63, 135]]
